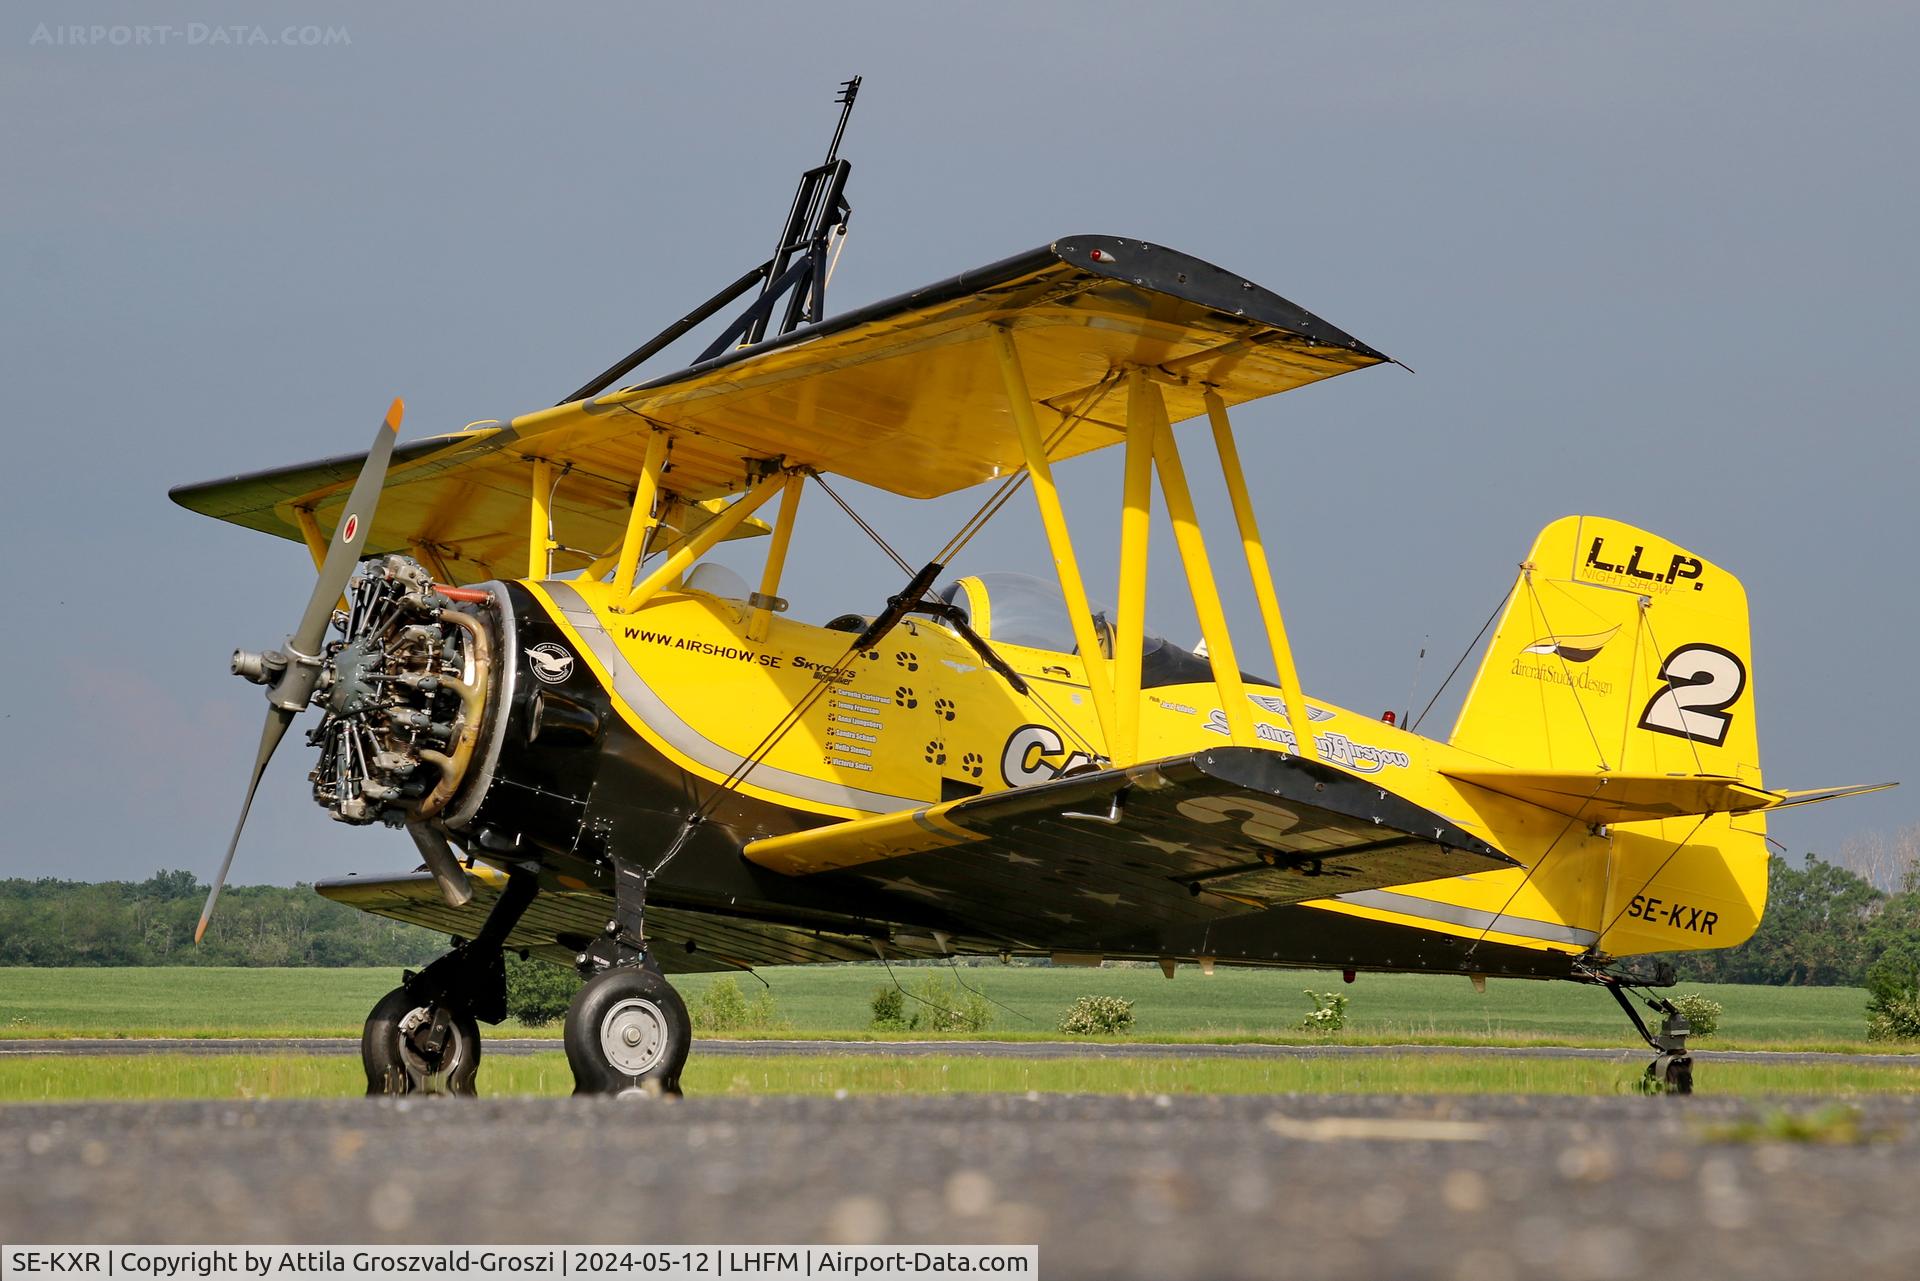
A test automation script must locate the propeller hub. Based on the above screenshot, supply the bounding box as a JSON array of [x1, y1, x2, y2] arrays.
[[230, 648, 287, 686]]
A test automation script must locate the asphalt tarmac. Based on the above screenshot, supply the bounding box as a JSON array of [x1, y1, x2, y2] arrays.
[[4, 1094, 1919, 1279], [4, 1036, 1918, 1067]]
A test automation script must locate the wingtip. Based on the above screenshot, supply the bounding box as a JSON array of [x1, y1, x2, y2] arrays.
[[385, 398, 405, 432], [193, 915, 209, 945]]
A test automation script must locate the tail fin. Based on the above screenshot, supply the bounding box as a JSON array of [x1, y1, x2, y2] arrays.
[[1450, 515, 1759, 782], [1449, 516, 1769, 957]]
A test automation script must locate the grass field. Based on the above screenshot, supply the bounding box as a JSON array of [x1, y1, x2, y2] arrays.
[[1, 1051, 1917, 1103], [0, 965, 1899, 1050]]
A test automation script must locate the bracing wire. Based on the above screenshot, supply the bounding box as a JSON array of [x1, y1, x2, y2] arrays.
[[1409, 577, 1516, 733], [1521, 575, 1611, 771], [1463, 779, 1606, 959], [646, 372, 1126, 876], [877, 952, 975, 1029], [945, 955, 1034, 1024], [1594, 811, 1715, 944], [1637, 605, 1710, 776], [812, 472, 913, 575]]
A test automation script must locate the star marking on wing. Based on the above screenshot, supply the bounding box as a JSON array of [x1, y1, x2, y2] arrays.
[[1042, 910, 1080, 923], [994, 849, 1042, 866], [1077, 889, 1128, 908]]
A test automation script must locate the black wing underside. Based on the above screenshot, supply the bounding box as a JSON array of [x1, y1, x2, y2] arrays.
[[745, 748, 1516, 953], [319, 749, 1513, 967], [315, 873, 924, 975]]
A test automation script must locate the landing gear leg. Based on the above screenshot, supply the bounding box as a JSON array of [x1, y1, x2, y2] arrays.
[[563, 857, 690, 1096], [362, 866, 540, 1096], [1598, 976, 1693, 1095]]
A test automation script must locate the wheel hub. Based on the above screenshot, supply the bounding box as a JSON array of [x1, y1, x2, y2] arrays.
[[397, 1004, 461, 1076], [599, 997, 669, 1075]]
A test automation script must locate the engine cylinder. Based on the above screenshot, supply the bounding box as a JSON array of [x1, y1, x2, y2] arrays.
[[307, 555, 495, 827]]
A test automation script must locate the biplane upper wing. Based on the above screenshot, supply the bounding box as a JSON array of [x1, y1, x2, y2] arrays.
[[743, 747, 1515, 951], [172, 236, 1388, 576]]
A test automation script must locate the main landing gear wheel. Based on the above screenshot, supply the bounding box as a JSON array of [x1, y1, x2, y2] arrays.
[[363, 985, 482, 1096], [564, 963, 690, 1097]]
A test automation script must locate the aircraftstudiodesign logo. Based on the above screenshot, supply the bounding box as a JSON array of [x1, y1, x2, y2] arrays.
[[1515, 626, 1619, 664], [527, 642, 575, 685], [1510, 626, 1618, 696]]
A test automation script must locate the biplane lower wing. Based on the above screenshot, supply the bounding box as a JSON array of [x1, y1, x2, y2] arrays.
[[315, 867, 911, 975], [744, 748, 1517, 951]]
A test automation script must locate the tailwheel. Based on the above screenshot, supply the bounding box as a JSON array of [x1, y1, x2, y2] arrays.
[[1648, 1050, 1694, 1096], [363, 985, 482, 1096], [564, 961, 690, 1097], [1590, 968, 1696, 1095]]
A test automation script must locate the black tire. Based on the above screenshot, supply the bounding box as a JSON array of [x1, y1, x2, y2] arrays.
[[362, 985, 482, 1096], [563, 964, 690, 1096]]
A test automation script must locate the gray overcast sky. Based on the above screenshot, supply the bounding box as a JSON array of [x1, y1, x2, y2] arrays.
[[2, 1, 1913, 887]]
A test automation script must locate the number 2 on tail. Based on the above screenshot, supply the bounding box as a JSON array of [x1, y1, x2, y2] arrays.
[[1637, 643, 1747, 747]]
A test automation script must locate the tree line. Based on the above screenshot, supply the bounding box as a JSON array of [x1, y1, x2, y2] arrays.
[[0, 870, 442, 967], [0, 855, 1915, 998], [1658, 853, 1920, 998]]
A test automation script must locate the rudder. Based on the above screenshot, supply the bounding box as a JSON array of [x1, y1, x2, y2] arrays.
[[1450, 515, 1760, 783]]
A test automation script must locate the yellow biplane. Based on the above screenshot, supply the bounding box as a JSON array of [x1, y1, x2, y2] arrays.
[[174, 84, 1887, 1095]]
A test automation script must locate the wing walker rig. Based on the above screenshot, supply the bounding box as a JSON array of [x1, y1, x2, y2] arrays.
[[175, 81, 1888, 1096]]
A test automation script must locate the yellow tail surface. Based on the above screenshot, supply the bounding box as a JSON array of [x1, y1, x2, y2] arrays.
[[1448, 516, 1769, 956]]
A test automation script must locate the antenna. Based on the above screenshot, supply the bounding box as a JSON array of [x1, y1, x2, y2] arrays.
[[824, 75, 860, 167]]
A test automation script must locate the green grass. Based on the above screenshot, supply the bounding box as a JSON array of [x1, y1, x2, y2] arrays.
[[1, 1052, 1917, 1103], [1, 965, 1898, 1051]]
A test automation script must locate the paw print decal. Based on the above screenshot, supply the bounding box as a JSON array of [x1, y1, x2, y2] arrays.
[[894, 687, 917, 709], [894, 650, 919, 671], [933, 697, 956, 721], [960, 751, 984, 778], [924, 739, 947, 766]]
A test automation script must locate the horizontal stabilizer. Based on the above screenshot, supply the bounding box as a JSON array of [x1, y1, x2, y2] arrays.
[[1444, 767, 1895, 823], [1766, 782, 1899, 810]]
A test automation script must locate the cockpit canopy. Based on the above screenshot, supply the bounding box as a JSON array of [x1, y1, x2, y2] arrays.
[[932, 572, 1261, 690], [935, 572, 1111, 654]]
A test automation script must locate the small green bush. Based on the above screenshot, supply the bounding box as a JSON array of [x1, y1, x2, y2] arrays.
[[691, 975, 781, 1032], [868, 974, 992, 1033], [1058, 994, 1135, 1035], [505, 955, 581, 1026], [1670, 992, 1723, 1038], [870, 985, 910, 1031], [1867, 988, 1920, 1042], [1300, 989, 1349, 1035], [908, 972, 993, 1033]]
